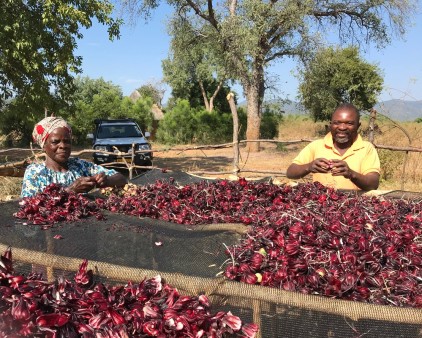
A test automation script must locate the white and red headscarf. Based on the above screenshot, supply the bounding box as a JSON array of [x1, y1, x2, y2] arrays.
[[32, 117, 72, 148]]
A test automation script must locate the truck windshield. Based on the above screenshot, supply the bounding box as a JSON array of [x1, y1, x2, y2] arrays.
[[97, 125, 143, 138]]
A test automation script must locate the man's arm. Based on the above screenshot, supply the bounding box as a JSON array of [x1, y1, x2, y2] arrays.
[[348, 171, 380, 191], [330, 160, 380, 191], [286, 163, 311, 179]]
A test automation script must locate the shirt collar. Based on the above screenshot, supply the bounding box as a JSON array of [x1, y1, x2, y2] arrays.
[[324, 133, 364, 154]]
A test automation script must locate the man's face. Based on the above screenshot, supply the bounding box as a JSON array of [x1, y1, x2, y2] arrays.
[[43, 127, 72, 165], [330, 108, 360, 146]]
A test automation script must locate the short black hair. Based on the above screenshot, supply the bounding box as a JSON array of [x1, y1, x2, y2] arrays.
[[333, 103, 360, 121]]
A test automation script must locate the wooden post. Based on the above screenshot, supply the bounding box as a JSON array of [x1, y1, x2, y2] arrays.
[[368, 108, 377, 144], [227, 92, 240, 176]]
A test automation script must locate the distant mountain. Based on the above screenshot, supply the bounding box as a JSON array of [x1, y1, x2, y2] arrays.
[[374, 100, 422, 121], [239, 99, 422, 121]]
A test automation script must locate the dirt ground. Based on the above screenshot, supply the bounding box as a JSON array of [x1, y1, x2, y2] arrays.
[[151, 142, 296, 181]]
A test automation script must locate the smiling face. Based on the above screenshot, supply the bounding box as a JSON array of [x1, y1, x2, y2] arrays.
[[330, 106, 360, 149], [43, 127, 72, 166]]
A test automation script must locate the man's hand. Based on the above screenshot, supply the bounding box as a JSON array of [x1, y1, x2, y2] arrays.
[[329, 159, 352, 178], [329, 159, 380, 191], [308, 158, 333, 174], [286, 158, 332, 179]]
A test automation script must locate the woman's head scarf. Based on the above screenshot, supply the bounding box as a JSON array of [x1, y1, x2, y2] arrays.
[[32, 117, 72, 148]]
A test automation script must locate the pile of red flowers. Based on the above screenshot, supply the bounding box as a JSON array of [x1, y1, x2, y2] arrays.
[[0, 247, 258, 337], [14, 184, 103, 228], [99, 179, 422, 307], [222, 183, 422, 307], [13, 179, 422, 307]]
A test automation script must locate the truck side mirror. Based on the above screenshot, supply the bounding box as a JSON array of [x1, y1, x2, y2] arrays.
[[87, 133, 94, 139], [144, 131, 151, 138]]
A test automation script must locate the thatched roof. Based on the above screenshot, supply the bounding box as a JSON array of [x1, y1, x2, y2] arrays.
[[151, 104, 164, 120], [129, 90, 141, 102]]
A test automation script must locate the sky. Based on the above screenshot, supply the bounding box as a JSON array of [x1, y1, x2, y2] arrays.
[[76, 6, 422, 104]]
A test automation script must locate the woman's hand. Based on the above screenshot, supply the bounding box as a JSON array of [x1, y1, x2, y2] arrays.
[[67, 177, 97, 194], [93, 173, 108, 188]]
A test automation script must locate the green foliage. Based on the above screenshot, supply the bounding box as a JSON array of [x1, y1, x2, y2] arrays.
[[260, 102, 285, 139], [156, 100, 197, 144], [0, 94, 68, 146], [260, 112, 283, 139], [0, 0, 121, 109], [118, 97, 154, 132], [416, 118, 422, 123], [0, 100, 40, 146], [275, 143, 287, 152], [156, 100, 247, 145], [136, 83, 164, 106], [192, 110, 231, 144], [298, 46, 383, 121], [61, 77, 123, 143], [162, 15, 231, 112], [60, 76, 153, 145]]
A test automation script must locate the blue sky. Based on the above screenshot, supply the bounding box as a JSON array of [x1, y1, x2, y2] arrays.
[[76, 8, 422, 104]]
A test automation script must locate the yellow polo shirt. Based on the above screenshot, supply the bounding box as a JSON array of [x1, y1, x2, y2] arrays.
[[292, 133, 380, 190]]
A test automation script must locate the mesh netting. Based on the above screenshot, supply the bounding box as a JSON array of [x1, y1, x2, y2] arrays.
[[1, 170, 422, 338]]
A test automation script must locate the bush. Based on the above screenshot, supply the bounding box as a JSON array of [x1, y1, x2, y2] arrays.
[[156, 100, 247, 145], [260, 112, 283, 139], [156, 100, 197, 144], [193, 110, 232, 144]]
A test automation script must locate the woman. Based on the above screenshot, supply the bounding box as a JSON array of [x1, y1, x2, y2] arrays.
[[21, 116, 128, 198]]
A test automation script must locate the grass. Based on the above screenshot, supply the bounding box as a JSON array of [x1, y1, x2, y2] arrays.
[[0, 176, 23, 201]]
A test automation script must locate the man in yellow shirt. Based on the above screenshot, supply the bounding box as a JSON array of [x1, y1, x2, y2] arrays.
[[286, 103, 380, 191]]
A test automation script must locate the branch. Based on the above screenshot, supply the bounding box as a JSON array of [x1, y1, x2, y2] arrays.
[[209, 79, 224, 110], [184, 0, 218, 29], [228, 0, 237, 16], [374, 144, 422, 153], [265, 49, 298, 63]]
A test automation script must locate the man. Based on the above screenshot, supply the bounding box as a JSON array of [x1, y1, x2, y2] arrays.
[[286, 103, 380, 191]]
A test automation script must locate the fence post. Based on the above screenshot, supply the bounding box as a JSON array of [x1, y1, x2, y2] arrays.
[[368, 108, 377, 144], [227, 92, 240, 176]]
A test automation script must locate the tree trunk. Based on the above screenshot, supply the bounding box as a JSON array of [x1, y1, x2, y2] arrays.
[[198, 80, 210, 111], [227, 92, 240, 175], [209, 80, 223, 113], [245, 77, 264, 152]]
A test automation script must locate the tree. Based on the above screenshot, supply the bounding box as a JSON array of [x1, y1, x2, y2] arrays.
[[119, 96, 154, 131], [162, 17, 229, 112], [121, 0, 416, 151], [298, 46, 383, 121], [0, 0, 120, 110], [155, 99, 244, 145], [61, 76, 124, 143], [0, 92, 69, 146], [136, 82, 166, 106]]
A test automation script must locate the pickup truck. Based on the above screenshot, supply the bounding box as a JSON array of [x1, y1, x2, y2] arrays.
[[87, 118, 152, 167]]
